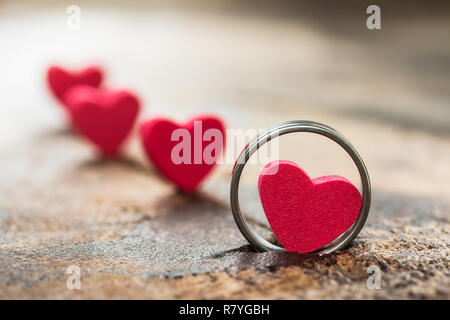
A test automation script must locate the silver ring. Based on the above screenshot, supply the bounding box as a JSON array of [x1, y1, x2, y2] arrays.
[[230, 120, 371, 254]]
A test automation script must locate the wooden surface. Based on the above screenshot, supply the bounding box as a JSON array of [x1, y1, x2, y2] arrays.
[[0, 0, 449, 299]]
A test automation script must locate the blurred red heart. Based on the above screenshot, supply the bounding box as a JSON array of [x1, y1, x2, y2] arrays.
[[258, 160, 362, 253], [64, 85, 140, 157], [47, 65, 103, 105], [140, 116, 225, 193]]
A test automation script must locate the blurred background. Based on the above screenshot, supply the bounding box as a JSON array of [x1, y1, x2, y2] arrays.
[[0, 0, 449, 299], [1, 0, 449, 193]]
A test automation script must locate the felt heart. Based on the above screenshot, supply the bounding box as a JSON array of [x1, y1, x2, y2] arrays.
[[47, 65, 103, 104], [258, 160, 362, 253], [140, 116, 226, 193], [64, 85, 140, 157]]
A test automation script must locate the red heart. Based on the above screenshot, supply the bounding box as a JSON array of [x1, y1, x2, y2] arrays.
[[47, 65, 103, 105], [64, 85, 140, 157], [258, 160, 362, 253], [140, 116, 226, 193]]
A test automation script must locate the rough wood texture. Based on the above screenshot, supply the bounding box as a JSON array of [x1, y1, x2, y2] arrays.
[[0, 0, 449, 299]]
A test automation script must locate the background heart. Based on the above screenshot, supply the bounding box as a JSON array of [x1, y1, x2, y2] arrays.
[[64, 85, 140, 157], [140, 116, 225, 193], [47, 65, 103, 105], [258, 160, 362, 253]]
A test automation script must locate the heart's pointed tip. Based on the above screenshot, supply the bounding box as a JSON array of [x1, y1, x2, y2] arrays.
[[177, 186, 198, 195], [99, 148, 121, 159]]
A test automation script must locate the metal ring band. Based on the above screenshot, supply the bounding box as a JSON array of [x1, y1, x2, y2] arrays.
[[230, 120, 371, 254]]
